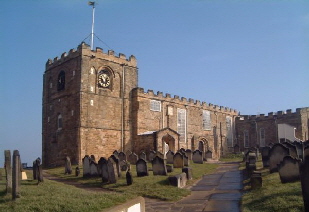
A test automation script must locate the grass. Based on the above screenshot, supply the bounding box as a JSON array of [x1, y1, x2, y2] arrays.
[[219, 153, 244, 162], [0, 161, 219, 212], [241, 158, 304, 212]]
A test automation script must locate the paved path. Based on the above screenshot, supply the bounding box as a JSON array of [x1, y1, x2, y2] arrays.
[[145, 161, 243, 212]]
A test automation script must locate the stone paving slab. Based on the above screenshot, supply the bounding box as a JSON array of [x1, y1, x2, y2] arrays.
[[203, 200, 240, 212]]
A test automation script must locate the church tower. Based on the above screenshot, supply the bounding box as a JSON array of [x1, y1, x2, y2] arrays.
[[42, 42, 138, 167]]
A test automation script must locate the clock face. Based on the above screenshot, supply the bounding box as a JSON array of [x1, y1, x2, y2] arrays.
[[98, 73, 110, 88]]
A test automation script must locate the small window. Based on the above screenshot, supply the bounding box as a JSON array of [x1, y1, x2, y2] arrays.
[[202, 110, 211, 130], [57, 71, 65, 91], [244, 130, 249, 148], [150, 100, 161, 112], [260, 128, 265, 147], [57, 114, 63, 130]]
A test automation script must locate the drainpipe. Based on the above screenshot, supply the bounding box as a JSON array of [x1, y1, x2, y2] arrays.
[[121, 64, 126, 152]]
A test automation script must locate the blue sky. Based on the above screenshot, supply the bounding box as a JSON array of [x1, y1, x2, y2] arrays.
[[0, 0, 308, 166]]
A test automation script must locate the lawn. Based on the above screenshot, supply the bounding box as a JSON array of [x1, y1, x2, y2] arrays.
[[241, 158, 304, 212], [0, 161, 219, 212]]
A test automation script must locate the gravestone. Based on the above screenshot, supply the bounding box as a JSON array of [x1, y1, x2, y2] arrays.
[[282, 142, 298, 158], [300, 155, 309, 212], [119, 160, 130, 172], [136, 159, 148, 177], [100, 158, 109, 183], [64, 156, 72, 174], [148, 150, 156, 162], [118, 152, 127, 162], [182, 167, 192, 180], [251, 171, 262, 189], [107, 158, 117, 184], [269, 143, 289, 173], [12, 150, 21, 200], [152, 156, 167, 176], [168, 173, 187, 188], [192, 150, 203, 164], [205, 150, 213, 160], [4, 150, 12, 194], [294, 141, 304, 160], [90, 160, 98, 176], [246, 153, 257, 177], [113, 150, 119, 157], [128, 153, 138, 165], [166, 165, 174, 173], [126, 150, 132, 157], [139, 152, 147, 161], [75, 167, 80, 177], [278, 155, 301, 183], [179, 148, 187, 156], [110, 155, 121, 177], [98, 157, 108, 175], [33, 157, 41, 181], [166, 150, 174, 164], [156, 151, 165, 159], [183, 154, 189, 166], [126, 171, 133, 185], [90, 155, 96, 162], [261, 146, 271, 168], [37, 164, 44, 184], [185, 149, 192, 160], [173, 152, 184, 168], [82, 155, 91, 177]]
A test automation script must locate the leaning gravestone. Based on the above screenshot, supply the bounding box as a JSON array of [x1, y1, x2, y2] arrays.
[[278, 155, 301, 183], [12, 150, 21, 200], [152, 156, 167, 176], [148, 150, 156, 162], [107, 158, 117, 184], [136, 159, 148, 177], [269, 143, 289, 173], [118, 152, 127, 162], [128, 153, 138, 165], [192, 150, 203, 164], [173, 152, 184, 168], [4, 150, 12, 194], [166, 150, 174, 164], [64, 156, 72, 174], [300, 155, 309, 212], [82, 155, 91, 177]]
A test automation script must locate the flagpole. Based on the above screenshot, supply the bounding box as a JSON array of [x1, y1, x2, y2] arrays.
[[89, 2, 96, 50]]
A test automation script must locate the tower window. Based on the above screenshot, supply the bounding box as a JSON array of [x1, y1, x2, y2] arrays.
[[244, 130, 249, 148], [57, 114, 63, 130], [150, 100, 161, 112], [57, 71, 65, 91]]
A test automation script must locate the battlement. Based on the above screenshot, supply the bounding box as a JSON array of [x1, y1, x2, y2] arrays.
[[133, 87, 238, 114], [236, 107, 308, 121], [46, 42, 137, 69]]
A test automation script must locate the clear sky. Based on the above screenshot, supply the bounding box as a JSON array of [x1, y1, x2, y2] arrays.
[[0, 0, 308, 167]]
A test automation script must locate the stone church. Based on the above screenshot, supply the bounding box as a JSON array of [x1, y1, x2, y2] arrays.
[[42, 42, 308, 167], [42, 42, 238, 167]]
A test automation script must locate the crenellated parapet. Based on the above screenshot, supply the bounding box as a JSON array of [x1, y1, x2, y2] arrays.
[[236, 107, 309, 121], [132, 87, 238, 114], [46, 42, 137, 70]]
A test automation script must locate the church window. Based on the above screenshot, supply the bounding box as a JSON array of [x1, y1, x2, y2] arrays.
[[202, 110, 211, 130], [150, 100, 161, 112], [57, 114, 63, 130], [244, 130, 249, 148], [260, 128, 265, 147], [177, 108, 186, 142], [57, 71, 65, 91], [226, 116, 233, 147]]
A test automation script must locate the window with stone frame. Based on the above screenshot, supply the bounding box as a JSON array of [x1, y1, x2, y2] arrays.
[[244, 130, 249, 148], [260, 128, 265, 147], [57, 114, 63, 130], [226, 116, 233, 147], [177, 108, 186, 143], [150, 100, 161, 112], [202, 110, 211, 130], [57, 71, 65, 91]]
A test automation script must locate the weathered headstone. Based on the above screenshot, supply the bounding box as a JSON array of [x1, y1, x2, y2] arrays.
[[173, 152, 184, 168], [183, 154, 189, 166], [98, 157, 107, 175], [166, 150, 174, 164], [110, 155, 121, 177], [166, 165, 174, 173], [251, 171, 262, 189], [126, 171, 133, 185], [75, 167, 80, 177], [113, 150, 119, 157], [4, 150, 12, 194], [192, 150, 203, 164], [205, 150, 213, 160], [136, 159, 148, 177], [269, 143, 289, 173], [90, 154, 96, 162], [152, 156, 167, 176], [185, 149, 192, 160], [278, 156, 301, 183], [64, 156, 72, 174], [182, 167, 192, 180], [12, 150, 21, 200], [294, 141, 304, 160], [90, 160, 98, 176], [118, 152, 127, 162], [107, 158, 117, 184], [148, 150, 156, 162], [37, 164, 44, 184], [300, 155, 309, 212], [156, 151, 164, 159], [261, 146, 271, 168], [119, 160, 130, 172], [168, 173, 187, 188], [82, 155, 91, 177], [100, 158, 109, 183], [282, 142, 298, 158], [139, 152, 147, 161], [128, 153, 138, 165]]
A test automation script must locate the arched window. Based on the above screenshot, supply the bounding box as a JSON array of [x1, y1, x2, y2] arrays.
[[57, 114, 63, 130], [57, 71, 65, 91]]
